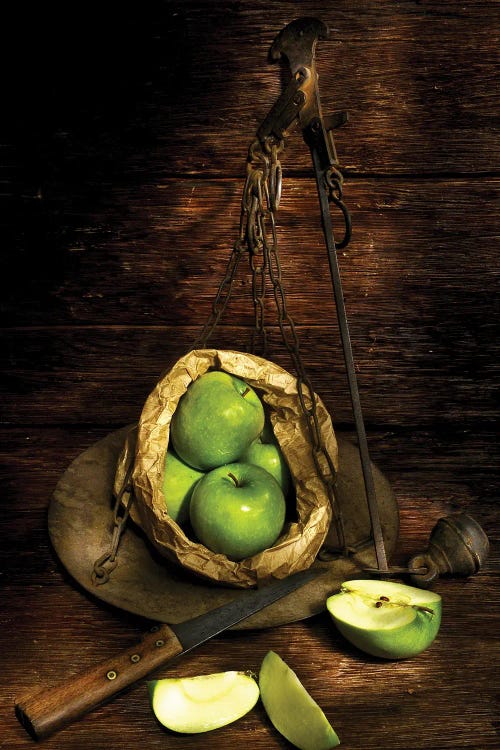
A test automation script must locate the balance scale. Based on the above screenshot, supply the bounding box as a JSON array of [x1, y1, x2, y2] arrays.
[[47, 18, 488, 631]]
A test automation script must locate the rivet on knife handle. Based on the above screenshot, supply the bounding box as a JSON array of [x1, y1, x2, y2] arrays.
[[14, 623, 183, 740]]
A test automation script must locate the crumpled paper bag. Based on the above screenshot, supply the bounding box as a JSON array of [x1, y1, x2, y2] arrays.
[[114, 348, 338, 588]]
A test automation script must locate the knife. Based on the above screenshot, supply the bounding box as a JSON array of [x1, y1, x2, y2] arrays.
[[15, 566, 322, 740]]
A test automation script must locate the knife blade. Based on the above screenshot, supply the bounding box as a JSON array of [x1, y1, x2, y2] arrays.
[[15, 566, 322, 740]]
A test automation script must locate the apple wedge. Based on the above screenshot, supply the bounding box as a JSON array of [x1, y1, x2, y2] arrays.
[[148, 670, 259, 733], [326, 579, 442, 660], [259, 650, 340, 750]]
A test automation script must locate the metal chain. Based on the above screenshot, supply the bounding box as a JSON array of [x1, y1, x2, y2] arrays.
[[245, 137, 284, 354], [325, 164, 352, 250], [91, 459, 135, 586], [241, 135, 347, 553], [191, 240, 246, 350]]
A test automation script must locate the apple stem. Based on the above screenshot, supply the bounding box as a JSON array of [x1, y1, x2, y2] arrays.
[[241, 386, 251, 398], [227, 471, 240, 487]]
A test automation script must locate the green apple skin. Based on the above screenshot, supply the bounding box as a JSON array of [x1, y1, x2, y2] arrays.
[[170, 371, 265, 470], [162, 449, 205, 525], [259, 651, 340, 750], [189, 462, 286, 560], [148, 671, 259, 733], [240, 428, 292, 496], [326, 579, 442, 660]]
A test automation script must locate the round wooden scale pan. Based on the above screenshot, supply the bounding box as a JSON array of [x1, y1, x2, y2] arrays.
[[48, 426, 399, 630]]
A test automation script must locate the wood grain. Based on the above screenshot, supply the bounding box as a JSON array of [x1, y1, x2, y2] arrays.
[[3, 178, 499, 326], [2, 323, 498, 428], [5, 1, 498, 177], [1, 0, 498, 748]]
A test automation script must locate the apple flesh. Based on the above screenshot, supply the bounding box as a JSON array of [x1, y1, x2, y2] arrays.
[[240, 421, 292, 496], [326, 579, 442, 660], [259, 650, 340, 750], [148, 671, 259, 733], [162, 450, 205, 525], [189, 462, 286, 560], [170, 371, 265, 470]]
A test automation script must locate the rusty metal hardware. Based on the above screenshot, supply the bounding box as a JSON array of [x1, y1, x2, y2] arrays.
[[408, 513, 490, 588], [262, 17, 388, 572], [265, 20, 491, 583], [363, 513, 490, 588], [91, 459, 134, 585], [257, 18, 351, 249]]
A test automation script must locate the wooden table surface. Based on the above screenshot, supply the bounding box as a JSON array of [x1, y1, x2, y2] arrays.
[[1, 1, 498, 748]]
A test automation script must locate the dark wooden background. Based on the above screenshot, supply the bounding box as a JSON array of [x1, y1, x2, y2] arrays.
[[1, 1, 498, 748]]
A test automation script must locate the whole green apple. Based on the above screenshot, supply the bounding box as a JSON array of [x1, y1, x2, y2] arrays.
[[326, 579, 442, 659], [162, 449, 205, 525], [241, 421, 292, 496], [189, 462, 286, 560], [170, 371, 265, 470]]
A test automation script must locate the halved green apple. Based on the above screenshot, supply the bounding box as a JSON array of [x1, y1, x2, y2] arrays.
[[259, 650, 340, 750], [148, 670, 259, 733], [326, 579, 442, 660]]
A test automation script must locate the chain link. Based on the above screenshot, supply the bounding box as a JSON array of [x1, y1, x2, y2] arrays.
[[325, 165, 352, 250], [191, 241, 245, 350], [240, 135, 347, 553], [92, 460, 135, 585]]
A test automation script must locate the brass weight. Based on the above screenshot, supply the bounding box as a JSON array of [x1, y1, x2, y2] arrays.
[[408, 513, 490, 589]]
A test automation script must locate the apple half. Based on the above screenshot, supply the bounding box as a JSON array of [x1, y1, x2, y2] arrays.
[[326, 579, 442, 660], [259, 650, 340, 750], [148, 670, 259, 733]]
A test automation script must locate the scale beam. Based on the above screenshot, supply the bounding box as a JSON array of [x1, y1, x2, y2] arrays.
[[260, 17, 389, 572]]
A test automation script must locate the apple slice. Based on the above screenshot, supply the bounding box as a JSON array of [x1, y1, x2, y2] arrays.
[[148, 670, 259, 734], [259, 651, 340, 750], [326, 579, 442, 660]]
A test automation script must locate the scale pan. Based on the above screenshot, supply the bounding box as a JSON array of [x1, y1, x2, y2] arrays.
[[48, 427, 399, 629]]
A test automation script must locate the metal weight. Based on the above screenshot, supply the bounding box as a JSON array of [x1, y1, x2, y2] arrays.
[[408, 513, 490, 588]]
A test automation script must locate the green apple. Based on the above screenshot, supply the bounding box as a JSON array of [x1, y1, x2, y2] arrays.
[[162, 449, 205, 525], [189, 462, 286, 560], [240, 421, 292, 496], [148, 670, 259, 733], [170, 371, 265, 470], [326, 579, 442, 660], [259, 650, 340, 750]]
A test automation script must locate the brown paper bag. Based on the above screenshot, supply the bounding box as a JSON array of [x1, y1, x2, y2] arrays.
[[114, 349, 338, 588]]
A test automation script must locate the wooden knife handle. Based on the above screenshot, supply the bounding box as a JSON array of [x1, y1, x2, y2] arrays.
[[15, 623, 184, 740]]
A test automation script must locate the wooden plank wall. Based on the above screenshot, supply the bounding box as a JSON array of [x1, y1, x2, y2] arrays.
[[3, 1, 498, 491], [1, 1, 498, 748]]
